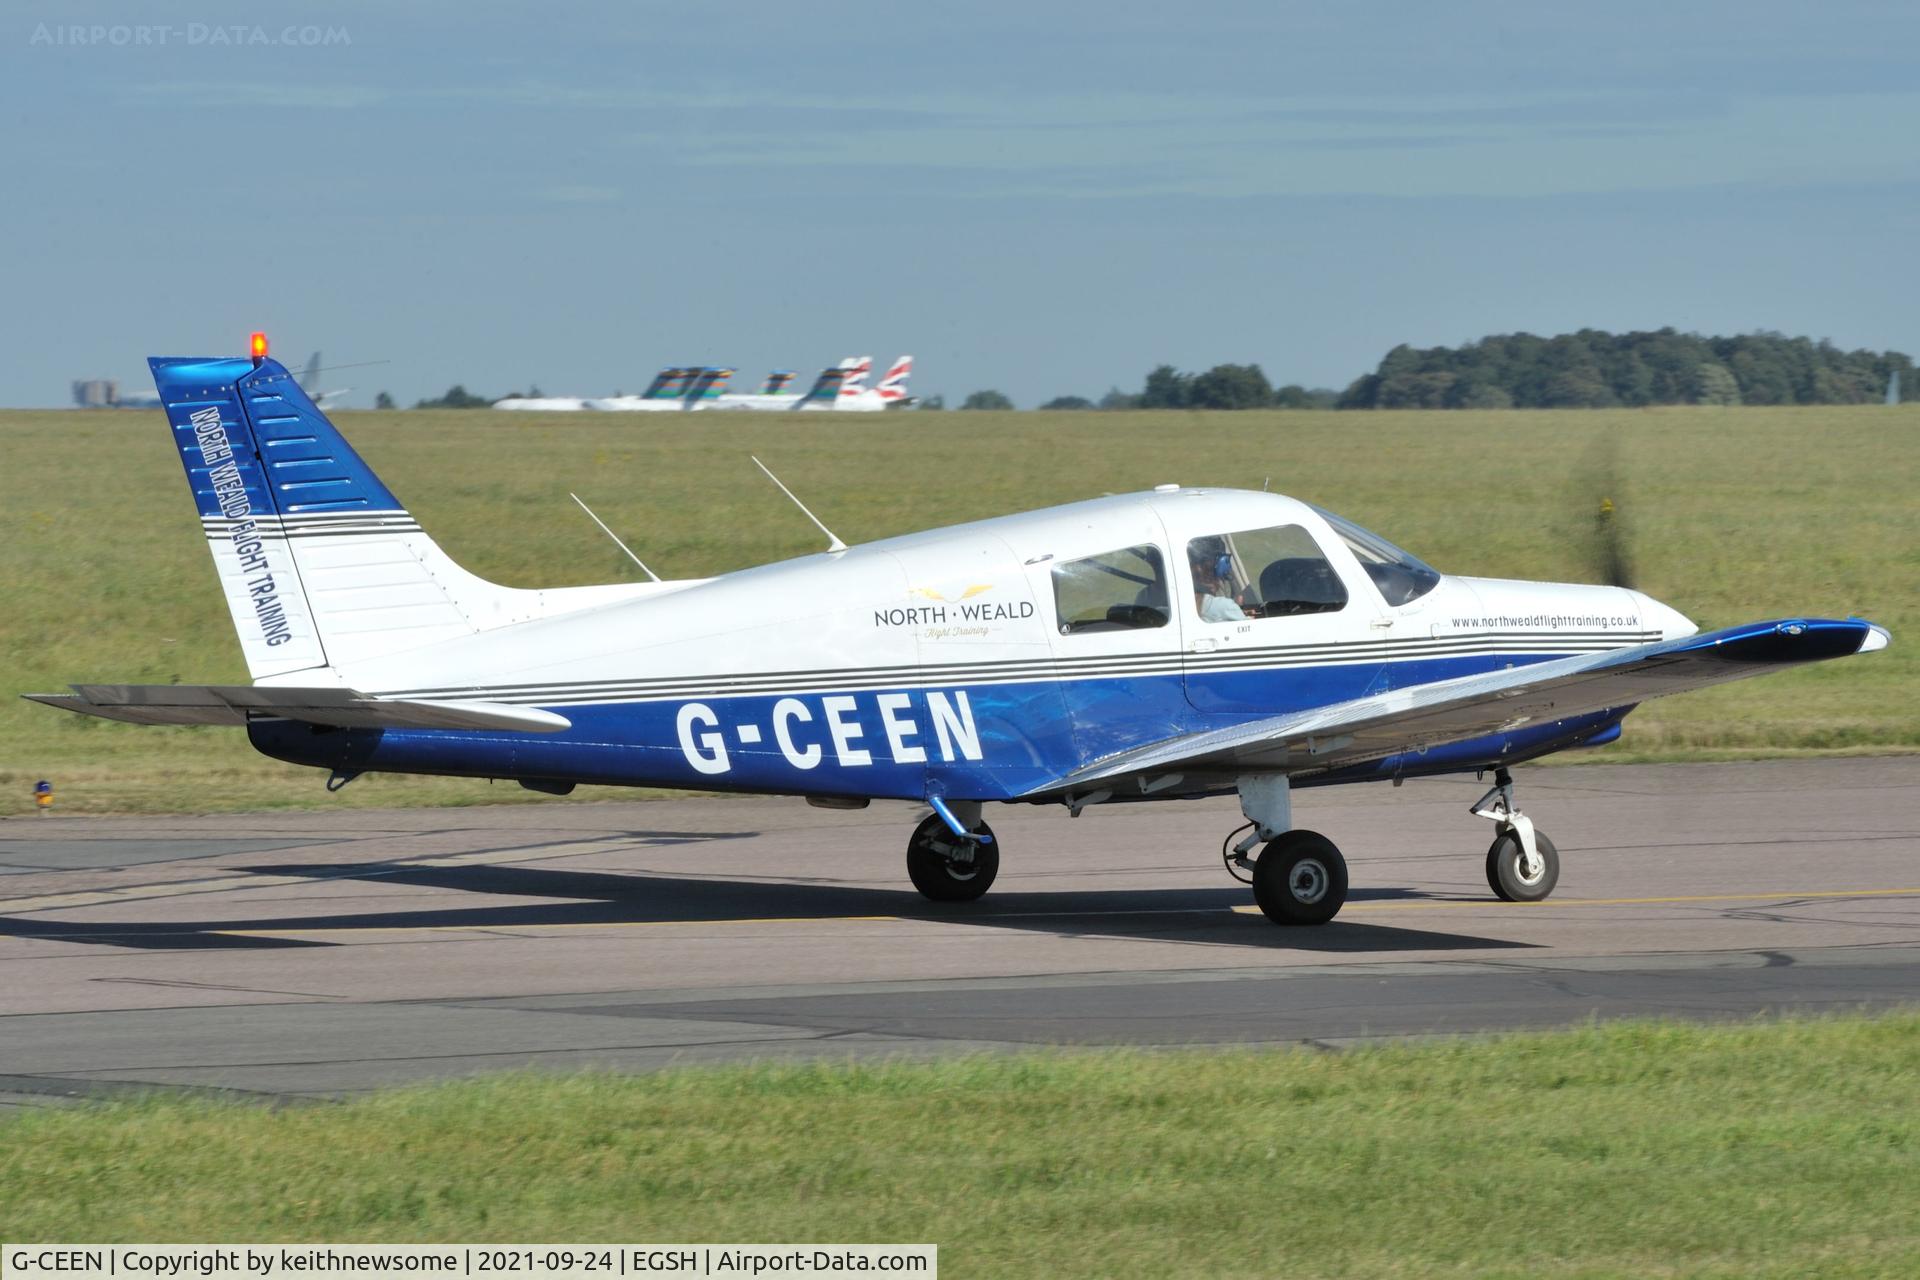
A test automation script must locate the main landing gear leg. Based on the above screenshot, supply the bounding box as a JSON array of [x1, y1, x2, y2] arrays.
[[1232, 774, 1348, 926], [1472, 766, 1560, 902], [906, 797, 999, 903]]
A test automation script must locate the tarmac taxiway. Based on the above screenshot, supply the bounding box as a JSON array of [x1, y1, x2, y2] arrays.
[[1, 756, 1915, 1104]]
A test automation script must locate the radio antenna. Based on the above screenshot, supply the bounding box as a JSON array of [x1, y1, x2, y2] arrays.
[[751, 456, 847, 553], [569, 493, 662, 582]]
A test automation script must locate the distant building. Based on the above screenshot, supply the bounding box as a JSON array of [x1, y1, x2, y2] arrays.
[[70, 377, 161, 409], [72, 378, 117, 408]]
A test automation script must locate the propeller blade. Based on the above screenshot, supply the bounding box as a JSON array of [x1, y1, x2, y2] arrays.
[[1577, 433, 1635, 589]]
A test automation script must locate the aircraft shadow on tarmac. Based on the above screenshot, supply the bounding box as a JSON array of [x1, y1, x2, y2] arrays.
[[0, 860, 1537, 954]]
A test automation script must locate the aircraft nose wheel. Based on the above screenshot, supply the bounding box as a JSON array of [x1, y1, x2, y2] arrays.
[[1471, 767, 1560, 903], [1486, 829, 1559, 902], [906, 812, 999, 902], [1251, 830, 1349, 926]]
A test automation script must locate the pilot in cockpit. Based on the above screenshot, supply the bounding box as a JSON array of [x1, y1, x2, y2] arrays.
[[1190, 540, 1248, 623]]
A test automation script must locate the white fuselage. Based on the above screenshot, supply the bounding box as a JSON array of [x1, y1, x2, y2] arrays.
[[580, 396, 693, 412], [334, 488, 1692, 731], [494, 397, 589, 412]]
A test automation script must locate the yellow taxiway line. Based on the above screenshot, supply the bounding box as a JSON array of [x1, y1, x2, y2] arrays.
[[1234, 887, 1920, 914]]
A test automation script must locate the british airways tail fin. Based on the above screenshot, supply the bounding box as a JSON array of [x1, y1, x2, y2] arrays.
[[150, 348, 655, 680], [876, 355, 913, 405], [837, 356, 873, 403]]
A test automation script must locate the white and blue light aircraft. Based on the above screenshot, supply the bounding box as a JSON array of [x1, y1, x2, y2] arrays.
[[29, 339, 1891, 925]]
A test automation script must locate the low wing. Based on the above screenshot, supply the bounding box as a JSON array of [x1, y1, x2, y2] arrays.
[[23, 684, 571, 733], [1029, 617, 1889, 796]]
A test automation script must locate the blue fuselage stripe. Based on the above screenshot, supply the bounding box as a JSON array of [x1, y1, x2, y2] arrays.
[[249, 651, 1629, 801]]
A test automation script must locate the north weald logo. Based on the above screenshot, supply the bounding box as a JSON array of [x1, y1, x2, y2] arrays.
[[877, 583, 1036, 629], [910, 584, 993, 603]]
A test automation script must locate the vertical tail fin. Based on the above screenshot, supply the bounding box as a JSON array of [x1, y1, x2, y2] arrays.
[[876, 355, 913, 405], [641, 367, 691, 399], [796, 366, 849, 407], [153, 357, 334, 679], [685, 367, 735, 400], [151, 350, 645, 680], [761, 370, 797, 395], [837, 356, 873, 403]]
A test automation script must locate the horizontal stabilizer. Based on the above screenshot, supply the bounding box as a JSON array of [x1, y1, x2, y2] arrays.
[[24, 685, 571, 733]]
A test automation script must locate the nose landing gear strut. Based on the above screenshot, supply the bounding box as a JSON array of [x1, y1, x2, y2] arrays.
[[1472, 767, 1560, 902]]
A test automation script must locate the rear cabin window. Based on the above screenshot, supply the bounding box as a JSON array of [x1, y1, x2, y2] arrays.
[[1051, 544, 1170, 634], [1187, 525, 1348, 621]]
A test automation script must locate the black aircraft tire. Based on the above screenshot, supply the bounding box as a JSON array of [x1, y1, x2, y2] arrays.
[[906, 813, 999, 902], [1251, 830, 1349, 926], [1486, 829, 1560, 902]]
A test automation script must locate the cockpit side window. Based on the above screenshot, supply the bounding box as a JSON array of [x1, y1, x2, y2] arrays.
[[1187, 525, 1347, 620], [1312, 507, 1442, 607], [1051, 544, 1170, 634]]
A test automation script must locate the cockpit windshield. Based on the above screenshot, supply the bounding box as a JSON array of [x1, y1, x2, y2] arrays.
[[1312, 506, 1442, 607]]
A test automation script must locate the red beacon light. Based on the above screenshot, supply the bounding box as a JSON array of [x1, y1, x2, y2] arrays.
[[249, 331, 269, 364]]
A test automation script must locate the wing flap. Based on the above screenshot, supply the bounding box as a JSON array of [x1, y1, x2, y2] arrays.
[[1033, 617, 1888, 794], [24, 684, 571, 733]]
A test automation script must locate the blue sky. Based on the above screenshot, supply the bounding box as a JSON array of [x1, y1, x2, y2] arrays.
[[4, 0, 1917, 407]]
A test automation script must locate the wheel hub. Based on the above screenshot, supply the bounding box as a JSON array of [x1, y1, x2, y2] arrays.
[[1289, 858, 1329, 904], [928, 838, 979, 878], [1514, 843, 1544, 883]]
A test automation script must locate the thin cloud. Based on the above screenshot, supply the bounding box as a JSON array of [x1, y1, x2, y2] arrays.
[[128, 80, 389, 109]]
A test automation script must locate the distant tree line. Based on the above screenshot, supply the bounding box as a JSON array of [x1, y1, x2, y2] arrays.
[[1030, 330, 1913, 412], [1336, 329, 1915, 409], [1137, 364, 1339, 410], [1027, 367, 1340, 412], [414, 384, 493, 409], [393, 329, 1916, 413]]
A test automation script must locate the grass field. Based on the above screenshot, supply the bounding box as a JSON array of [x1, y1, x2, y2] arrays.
[[3, 1015, 1918, 1275], [1, 405, 1914, 815]]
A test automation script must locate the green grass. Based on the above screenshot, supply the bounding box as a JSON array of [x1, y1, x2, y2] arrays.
[[2, 405, 1915, 814], [3, 1015, 1918, 1276]]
